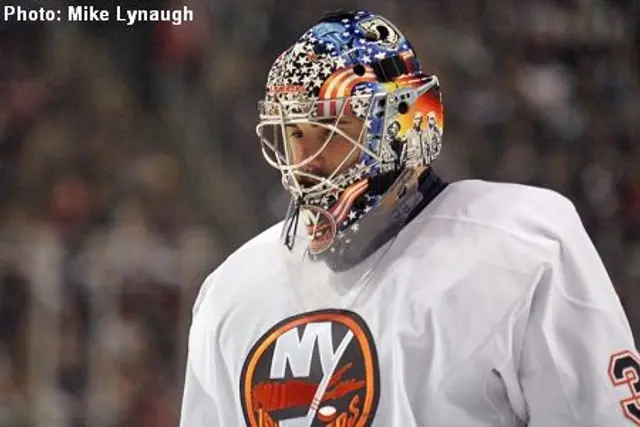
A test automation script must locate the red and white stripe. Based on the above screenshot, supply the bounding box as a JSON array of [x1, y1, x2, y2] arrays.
[[328, 179, 369, 224], [399, 51, 416, 74], [317, 67, 376, 117]]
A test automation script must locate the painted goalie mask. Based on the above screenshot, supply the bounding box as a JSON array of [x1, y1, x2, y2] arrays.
[[257, 10, 444, 272]]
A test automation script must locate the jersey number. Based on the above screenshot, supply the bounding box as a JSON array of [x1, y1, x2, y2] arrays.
[[609, 350, 640, 425]]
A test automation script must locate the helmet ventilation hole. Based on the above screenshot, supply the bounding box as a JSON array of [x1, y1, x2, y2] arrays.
[[353, 64, 366, 76]]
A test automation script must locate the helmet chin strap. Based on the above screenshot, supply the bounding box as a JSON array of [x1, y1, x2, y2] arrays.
[[282, 196, 303, 250]]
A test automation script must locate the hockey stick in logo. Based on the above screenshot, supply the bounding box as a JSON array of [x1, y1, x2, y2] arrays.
[[305, 330, 354, 425], [279, 330, 354, 427]]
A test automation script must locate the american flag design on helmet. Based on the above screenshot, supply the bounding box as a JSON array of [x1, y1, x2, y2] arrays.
[[257, 10, 443, 261]]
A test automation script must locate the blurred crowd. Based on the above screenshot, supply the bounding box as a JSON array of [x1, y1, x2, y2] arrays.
[[0, 0, 638, 426]]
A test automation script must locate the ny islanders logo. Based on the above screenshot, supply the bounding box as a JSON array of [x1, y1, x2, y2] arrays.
[[240, 310, 380, 426]]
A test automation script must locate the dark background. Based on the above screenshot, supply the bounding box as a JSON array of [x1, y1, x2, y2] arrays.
[[0, 0, 638, 425]]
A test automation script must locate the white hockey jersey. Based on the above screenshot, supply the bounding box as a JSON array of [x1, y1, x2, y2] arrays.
[[180, 180, 639, 427]]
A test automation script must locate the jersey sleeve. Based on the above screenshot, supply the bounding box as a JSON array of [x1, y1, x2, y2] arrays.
[[519, 197, 639, 426], [180, 350, 221, 427], [179, 273, 222, 427]]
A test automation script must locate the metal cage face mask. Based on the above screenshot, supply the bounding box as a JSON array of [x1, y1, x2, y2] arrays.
[[256, 9, 445, 266], [257, 92, 384, 203], [257, 74, 443, 205]]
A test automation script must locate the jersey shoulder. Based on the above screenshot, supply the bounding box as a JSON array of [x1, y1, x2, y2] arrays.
[[192, 221, 287, 318], [399, 179, 585, 273], [428, 179, 582, 240]]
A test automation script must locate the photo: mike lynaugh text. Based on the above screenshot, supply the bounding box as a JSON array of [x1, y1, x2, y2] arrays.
[[3, 4, 194, 25]]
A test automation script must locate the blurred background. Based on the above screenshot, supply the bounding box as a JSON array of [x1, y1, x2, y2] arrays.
[[0, 0, 638, 425]]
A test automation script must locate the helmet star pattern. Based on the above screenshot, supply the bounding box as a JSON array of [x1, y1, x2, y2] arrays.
[[257, 10, 444, 256]]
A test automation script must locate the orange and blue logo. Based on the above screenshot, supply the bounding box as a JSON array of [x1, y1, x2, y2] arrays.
[[240, 309, 380, 426]]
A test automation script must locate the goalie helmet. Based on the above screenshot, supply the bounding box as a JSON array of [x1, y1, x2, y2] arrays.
[[257, 9, 444, 273]]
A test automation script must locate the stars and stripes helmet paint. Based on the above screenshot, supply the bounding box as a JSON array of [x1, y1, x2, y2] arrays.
[[257, 9, 444, 271]]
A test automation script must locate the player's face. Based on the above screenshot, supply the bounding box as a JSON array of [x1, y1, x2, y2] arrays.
[[285, 115, 364, 185]]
